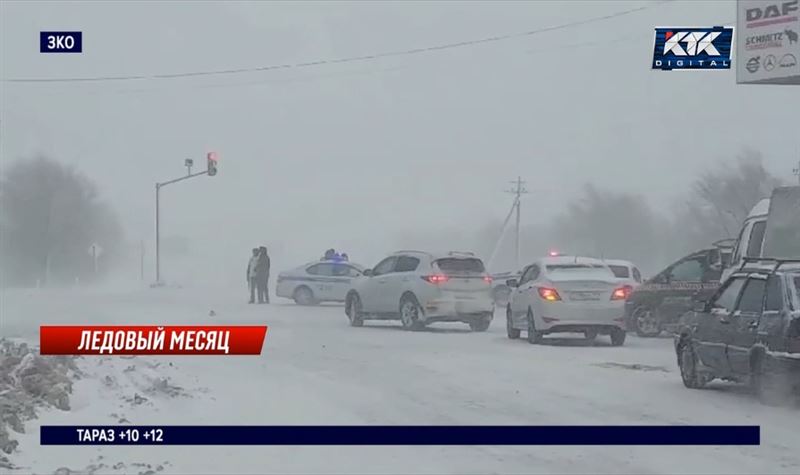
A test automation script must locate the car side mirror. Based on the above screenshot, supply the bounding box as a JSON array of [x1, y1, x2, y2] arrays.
[[506, 279, 518, 288], [363, 269, 373, 277]]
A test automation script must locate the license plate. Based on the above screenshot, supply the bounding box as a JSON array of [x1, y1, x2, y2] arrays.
[[570, 291, 601, 301]]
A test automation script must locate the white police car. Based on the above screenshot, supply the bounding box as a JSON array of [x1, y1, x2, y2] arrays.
[[276, 259, 365, 305]]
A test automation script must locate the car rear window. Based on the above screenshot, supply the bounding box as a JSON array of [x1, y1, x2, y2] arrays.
[[435, 258, 485, 273], [608, 265, 630, 278], [546, 265, 614, 279], [546, 264, 593, 271]]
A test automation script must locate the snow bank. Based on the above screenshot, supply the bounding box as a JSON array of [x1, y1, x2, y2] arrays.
[[0, 339, 81, 470]]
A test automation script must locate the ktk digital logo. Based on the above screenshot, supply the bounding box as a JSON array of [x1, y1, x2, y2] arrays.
[[652, 27, 733, 71]]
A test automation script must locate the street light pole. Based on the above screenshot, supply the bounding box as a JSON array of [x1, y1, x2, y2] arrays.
[[154, 168, 210, 284]]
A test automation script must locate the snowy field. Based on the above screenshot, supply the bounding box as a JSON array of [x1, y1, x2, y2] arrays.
[[2, 285, 799, 475]]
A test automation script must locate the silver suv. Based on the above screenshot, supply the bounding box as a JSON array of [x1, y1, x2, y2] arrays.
[[345, 251, 495, 331]]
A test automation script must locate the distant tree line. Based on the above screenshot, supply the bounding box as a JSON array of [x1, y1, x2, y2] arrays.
[[0, 156, 124, 287], [396, 149, 784, 277]]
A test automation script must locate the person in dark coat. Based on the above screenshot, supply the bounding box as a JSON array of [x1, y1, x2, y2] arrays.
[[324, 248, 336, 260], [255, 246, 271, 303], [247, 248, 259, 304]]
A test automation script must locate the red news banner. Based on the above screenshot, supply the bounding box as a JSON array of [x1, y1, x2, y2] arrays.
[[40, 326, 268, 355]]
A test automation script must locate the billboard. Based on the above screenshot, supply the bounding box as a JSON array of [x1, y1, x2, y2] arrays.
[[737, 0, 800, 84]]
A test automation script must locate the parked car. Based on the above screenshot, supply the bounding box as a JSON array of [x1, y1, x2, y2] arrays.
[[674, 258, 800, 404], [505, 255, 628, 346], [276, 259, 365, 305], [490, 270, 521, 304], [625, 247, 726, 338], [345, 250, 495, 331], [721, 198, 770, 283], [722, 186, 800, 283], [601, 259, 643, 289]]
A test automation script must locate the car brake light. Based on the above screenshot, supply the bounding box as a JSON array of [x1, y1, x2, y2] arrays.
[[483, 275, 492, 284], [611, 285, 633, 300], [422, 274, 449, 284], [537, 287, 561, 301]]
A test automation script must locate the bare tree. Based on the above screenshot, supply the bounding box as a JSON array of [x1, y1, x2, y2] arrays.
[[552, 184, 666, 274], [672, 150, 782, 253], [0, 156, 124, 287]]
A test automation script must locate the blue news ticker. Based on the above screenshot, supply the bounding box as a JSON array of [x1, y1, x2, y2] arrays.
[[41, 425, 760, 446], [40, 31, 82, 53]]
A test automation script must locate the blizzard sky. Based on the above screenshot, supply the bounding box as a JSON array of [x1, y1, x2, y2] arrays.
[[1, 0, 798, 286]]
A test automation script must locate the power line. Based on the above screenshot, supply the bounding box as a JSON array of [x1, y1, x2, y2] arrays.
[[3, 1, 671, 84]]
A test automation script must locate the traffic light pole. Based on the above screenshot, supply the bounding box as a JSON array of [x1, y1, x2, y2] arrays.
[[154, 170, 208, 284]]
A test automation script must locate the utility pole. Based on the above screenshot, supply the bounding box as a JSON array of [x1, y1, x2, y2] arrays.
[[154, 153, 218, 284], [505, 176, 528, 270], [794, 159, 800, 185]]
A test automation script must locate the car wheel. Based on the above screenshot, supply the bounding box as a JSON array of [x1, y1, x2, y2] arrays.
[[346, 293, 364, 327], [469, 312, 492, 332], [633, 306, 661, 337], [399, 295, 424, 331], [752, 356, 794, 406], [526, 309, 543, 344], [506, 306, 520, 340], [293, 286, 316, 306], [678, 340, 706, 389], [609, 328, 626, 347]]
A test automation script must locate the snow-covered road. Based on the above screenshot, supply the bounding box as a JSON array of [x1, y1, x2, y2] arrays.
[[3, 286, 799, 474]]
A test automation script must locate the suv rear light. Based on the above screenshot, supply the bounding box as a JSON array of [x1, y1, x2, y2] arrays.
[[537, 287, 561, 301], [483, 275, 493, 284], [422, 274, 449, 284], [611, 285, 633, 301]]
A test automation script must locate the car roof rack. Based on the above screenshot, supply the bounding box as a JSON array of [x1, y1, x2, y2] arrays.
[[739, 257, 800, 273]]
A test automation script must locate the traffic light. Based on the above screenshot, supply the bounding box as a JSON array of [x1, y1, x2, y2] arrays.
[[207, 152, 218, 176]]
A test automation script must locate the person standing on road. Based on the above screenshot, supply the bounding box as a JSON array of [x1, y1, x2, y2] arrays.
[[247, 248, 259, 304], [255, 246, 271, 304]]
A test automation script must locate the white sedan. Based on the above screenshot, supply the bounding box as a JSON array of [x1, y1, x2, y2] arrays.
[[276, 260, 365, 305], [505, 256, 628, 346]]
